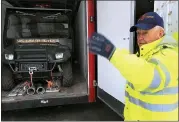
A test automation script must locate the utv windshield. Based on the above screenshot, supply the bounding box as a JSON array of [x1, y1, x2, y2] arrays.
[[6, 10, 70, 39]]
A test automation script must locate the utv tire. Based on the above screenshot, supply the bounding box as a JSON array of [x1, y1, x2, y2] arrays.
[[62, 60, 73, 87], [2, 65, 15, 91]]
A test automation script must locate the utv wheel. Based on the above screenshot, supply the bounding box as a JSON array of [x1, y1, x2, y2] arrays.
[[2, 65, 15, 91], [62, 60, 73, 87]]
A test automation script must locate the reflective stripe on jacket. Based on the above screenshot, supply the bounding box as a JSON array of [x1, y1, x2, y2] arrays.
[[109, 35, 178, 121]]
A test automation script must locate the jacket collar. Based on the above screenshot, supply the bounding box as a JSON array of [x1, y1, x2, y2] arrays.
[[138, 35, 177, 57], [138, 37, 163, 57]]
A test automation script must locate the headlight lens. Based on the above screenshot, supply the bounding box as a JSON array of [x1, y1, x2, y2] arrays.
[[5, 54, 14, 60], [55, 53, 63, 59]]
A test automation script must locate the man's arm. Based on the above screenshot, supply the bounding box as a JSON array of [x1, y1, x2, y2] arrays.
[[110, 48, 177, 93], [88, 32, 177, 93]]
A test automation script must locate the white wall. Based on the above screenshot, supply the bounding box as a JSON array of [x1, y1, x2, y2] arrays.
[[154, 1, 178, 35], [74, 1, 88, 78], [97, 1, 134, 104]]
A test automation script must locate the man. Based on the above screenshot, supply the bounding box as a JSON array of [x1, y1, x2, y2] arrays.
[[88, 12, 178, 121]]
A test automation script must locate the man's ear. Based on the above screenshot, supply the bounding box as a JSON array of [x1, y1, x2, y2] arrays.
[[159, 29, 164, 37]]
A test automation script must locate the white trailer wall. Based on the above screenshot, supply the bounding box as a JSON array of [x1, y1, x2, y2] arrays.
[[154, 1, 178, 35], [74, 1, 88, 79], [97, 1, 134, 104]]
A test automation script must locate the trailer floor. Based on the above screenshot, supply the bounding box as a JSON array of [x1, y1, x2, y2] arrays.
[[1, 102, 123, 121], [2, 63, 88, 102]]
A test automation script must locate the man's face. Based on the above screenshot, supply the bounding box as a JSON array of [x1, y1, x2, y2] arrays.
[[136, 27, 163, 47]]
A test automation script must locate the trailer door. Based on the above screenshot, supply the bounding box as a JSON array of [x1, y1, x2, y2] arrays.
[[96, 1, 135, 118]]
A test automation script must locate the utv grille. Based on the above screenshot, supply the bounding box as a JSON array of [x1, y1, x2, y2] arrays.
[[15, 46, 48, 61]]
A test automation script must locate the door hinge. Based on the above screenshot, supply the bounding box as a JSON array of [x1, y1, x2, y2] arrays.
[[93, 80, 97, 87], [90, 16, 95, 22]]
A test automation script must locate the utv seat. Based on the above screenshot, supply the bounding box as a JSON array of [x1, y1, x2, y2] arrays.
[[7, 15, 22, 39], [37, 23, 69, 38]]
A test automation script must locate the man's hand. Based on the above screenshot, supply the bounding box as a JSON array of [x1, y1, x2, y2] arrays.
[[88, 32, 116, 60]]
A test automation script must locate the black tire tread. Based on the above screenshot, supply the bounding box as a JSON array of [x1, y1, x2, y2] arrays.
[[62, 60, 73, 87], [1, 65, 15, 91]]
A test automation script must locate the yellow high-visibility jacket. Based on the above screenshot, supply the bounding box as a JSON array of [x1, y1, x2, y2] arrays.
[[110, 35, 178, 121], [172, 32, 178, 42]]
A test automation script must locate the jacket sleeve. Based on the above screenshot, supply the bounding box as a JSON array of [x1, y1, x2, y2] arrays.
[[109, 48, 177, 92], [172, 32, 178, 42]]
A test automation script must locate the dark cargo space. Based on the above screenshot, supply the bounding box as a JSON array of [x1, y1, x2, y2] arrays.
[[1, 0, 89, 110]]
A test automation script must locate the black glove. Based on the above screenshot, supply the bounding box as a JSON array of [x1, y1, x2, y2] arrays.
[[88, 32, 116, 60]]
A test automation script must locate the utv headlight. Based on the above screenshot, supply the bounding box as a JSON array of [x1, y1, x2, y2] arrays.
[[55, 53, 63, 59], [5, 54, 14, 60]]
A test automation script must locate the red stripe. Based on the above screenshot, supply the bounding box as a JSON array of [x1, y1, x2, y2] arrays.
[[87, 0, 96, 102]]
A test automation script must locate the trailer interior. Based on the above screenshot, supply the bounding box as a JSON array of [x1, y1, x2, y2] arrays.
[[1, 0, 90, 110]]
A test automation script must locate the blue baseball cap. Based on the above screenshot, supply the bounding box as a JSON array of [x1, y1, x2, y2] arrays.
[[130, 12, 164, 32]]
